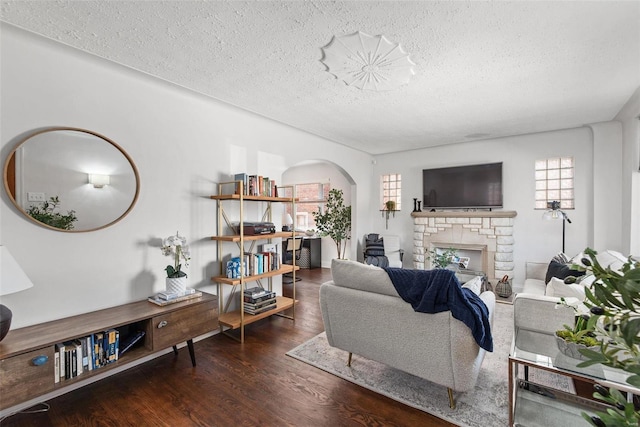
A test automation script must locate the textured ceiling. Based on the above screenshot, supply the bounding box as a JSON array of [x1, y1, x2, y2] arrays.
[[1, 1, 639, 155]]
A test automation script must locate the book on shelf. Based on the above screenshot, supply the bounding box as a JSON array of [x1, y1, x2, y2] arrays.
[[234, 172, 277, 197], [148, 290, 202, 306], [244, 302, 277, 315], [234, 173, 248, 195], [243, 291, 276, 304], [243, 287, 275, 300], [93, 332, 104, 369], [244, 297, 277, 309], [55, 342, 65, 381], [104, 329, 119, 365], [54, 348, 60, 383], [119, 331, 146, 356]]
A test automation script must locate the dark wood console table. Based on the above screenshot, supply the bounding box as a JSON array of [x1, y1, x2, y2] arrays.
[[0, 292, 217, 416]]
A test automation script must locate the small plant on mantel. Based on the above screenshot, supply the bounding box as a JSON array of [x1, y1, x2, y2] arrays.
[[426, 248, 458, 269]]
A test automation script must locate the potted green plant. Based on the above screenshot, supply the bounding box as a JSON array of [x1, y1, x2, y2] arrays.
[[26, 196, 77, 230], [426, 248, 457, 269], [554, 297, 599, 360], [563, 248, 639, 427], [312, 189, 351, 259]]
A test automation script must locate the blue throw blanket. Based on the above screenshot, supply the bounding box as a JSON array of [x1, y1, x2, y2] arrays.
[[383, 268, 493, 352]]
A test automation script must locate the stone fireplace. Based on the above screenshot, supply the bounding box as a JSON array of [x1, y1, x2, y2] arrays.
[[412, 210, 517, 281]]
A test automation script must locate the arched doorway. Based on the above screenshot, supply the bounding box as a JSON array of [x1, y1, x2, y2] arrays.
[[282, 160, 356, 267]]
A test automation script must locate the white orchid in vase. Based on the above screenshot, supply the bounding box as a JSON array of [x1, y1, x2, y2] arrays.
[[161, 231, 190, 278]]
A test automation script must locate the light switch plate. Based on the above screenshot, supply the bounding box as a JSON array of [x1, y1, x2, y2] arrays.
[[27, 192, 46, 202]]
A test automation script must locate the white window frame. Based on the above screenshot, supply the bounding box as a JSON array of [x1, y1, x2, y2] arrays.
[[381, 173, 402, 211], [535, 157, 574, 210]]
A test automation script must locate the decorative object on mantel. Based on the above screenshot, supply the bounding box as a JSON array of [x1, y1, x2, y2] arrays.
[[312, 189, 351, 259], [412, 198, 422, 213], [543, 200, 572, 253], [0, 245, 35, 342], [494, 275, 512, 298], [161, 231, 190, 294], [320, 31, 415, 91]]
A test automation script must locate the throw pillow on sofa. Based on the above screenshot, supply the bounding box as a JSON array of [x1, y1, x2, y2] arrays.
[[543, 249, 628, 299], [545, 260, 585, 284], [545, 276, 587, 299], [461, 275, 483, 295]]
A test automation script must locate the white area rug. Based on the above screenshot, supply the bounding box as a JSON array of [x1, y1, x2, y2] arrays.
[[287, 303, 574, 426]]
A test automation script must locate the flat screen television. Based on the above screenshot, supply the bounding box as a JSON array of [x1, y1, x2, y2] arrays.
[[423, 162, 503, 209]]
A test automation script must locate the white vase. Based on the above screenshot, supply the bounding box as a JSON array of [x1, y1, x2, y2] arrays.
[[166, 277, 187, 294]]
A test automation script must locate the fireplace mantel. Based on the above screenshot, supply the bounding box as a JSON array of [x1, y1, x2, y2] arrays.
[[411, 210, 517, 219]]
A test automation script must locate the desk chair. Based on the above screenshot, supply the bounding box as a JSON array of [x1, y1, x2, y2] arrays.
[[283, 237, 303, 284]]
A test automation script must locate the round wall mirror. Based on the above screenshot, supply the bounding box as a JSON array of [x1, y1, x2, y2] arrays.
[[3, 127, 140, 232]]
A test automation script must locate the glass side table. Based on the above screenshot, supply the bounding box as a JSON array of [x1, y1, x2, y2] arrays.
[[509, 328, 638, 427]]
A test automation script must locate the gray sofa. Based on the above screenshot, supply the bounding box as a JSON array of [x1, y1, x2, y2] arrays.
[[319, 259, 495, 408]]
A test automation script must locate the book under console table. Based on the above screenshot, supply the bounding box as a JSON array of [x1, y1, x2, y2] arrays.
[[0, 292, 217, 417]]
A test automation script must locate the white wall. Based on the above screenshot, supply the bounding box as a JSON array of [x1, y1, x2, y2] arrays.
[[614, 87, 640, 255], [372, 125, 624, 284], [0, 24, 373, 328], [588, 121, 623, 251]]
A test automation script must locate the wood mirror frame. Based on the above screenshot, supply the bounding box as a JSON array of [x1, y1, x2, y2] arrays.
[[3, 127, 140, 232]]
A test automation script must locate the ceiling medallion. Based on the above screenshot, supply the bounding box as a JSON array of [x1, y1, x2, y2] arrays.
[[321, 31, 415, 91]]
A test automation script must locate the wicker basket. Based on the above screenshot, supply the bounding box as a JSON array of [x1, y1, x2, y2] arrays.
[[495, 278, 512, 298]]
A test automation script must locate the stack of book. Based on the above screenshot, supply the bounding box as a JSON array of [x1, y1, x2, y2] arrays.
[[148, 287, 202, 306], [243, 286, 277, 315], [234, 172, 278, 197]]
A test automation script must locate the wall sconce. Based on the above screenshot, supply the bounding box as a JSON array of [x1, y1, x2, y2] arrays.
[[88, 174, 110, 188]]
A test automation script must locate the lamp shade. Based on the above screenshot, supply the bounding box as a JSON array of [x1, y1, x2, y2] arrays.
[[543, 209, 562, 220], [284, 213, 293, 225], [1, 246, 34, 296]]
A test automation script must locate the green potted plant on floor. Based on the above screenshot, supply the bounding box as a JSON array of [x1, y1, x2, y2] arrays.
[[564, 248, 639, 427], [312, 188, 351, 259]]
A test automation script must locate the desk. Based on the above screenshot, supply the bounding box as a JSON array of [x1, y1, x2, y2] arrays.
[[300, 237, 321, 269]]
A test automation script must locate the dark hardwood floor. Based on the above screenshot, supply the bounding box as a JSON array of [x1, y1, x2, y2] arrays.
[[2, 269, 454, 426]]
